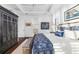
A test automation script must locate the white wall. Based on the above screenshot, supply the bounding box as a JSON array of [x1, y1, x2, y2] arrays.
[[37, 14, 52, 34], [18, 14, 52, 37], [18, 15, 36, 37], [18, 15, 25, 37], [51, 4, 79, 40]]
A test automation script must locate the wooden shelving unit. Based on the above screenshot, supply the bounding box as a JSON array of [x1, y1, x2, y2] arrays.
[[0, 6, 18, 53]]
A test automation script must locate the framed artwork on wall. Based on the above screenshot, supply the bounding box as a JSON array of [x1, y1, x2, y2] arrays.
[[25, 22, 31, 26], [41, 22, 49, 30], [64, 4, 79, 21]]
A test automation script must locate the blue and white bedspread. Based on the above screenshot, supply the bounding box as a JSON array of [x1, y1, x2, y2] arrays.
[[32, 33, 54, 54]]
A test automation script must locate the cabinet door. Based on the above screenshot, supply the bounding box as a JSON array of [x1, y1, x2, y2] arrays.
[[13, 22, 16, 41], [2, 14, 7, 44], [7, 16, 12, 41], [11, 18, 16, 44], [15, 19, 18, 41], [14, 22, 17, 42], [0, 13, 8, 53], [7, 15, 14, 47], [11, 22, 14, 43], [0, 11, 2, 47], [7, 21, 13, 47], [2, 21, 7, 42], [14, 18, 17, 42], [7, 22, 11, 41]]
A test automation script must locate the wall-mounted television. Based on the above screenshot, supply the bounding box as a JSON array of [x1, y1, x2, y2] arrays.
[[41, 22, 49, 30]]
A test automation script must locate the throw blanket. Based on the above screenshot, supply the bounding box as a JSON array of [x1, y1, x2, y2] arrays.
[[32, 33, 54, 54]]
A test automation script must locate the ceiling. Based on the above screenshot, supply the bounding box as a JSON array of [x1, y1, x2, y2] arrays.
[[0, 4, 63, 16]]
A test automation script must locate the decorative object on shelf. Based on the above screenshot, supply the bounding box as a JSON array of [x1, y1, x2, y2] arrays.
[[64, 4, 79, 21], [41, 22, 49, 30]]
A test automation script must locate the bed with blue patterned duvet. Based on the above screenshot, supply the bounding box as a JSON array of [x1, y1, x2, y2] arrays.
[[31, 33, 54, 54]]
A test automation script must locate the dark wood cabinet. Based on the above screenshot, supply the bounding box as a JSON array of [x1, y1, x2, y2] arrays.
[[0, 11, 2, 47], [0, 6, 18, 53]]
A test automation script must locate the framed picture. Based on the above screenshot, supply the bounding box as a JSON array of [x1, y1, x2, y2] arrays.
[[64, 4, 79, 21], [25, 23, 31, 26], [41, 22, 49, 30]]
